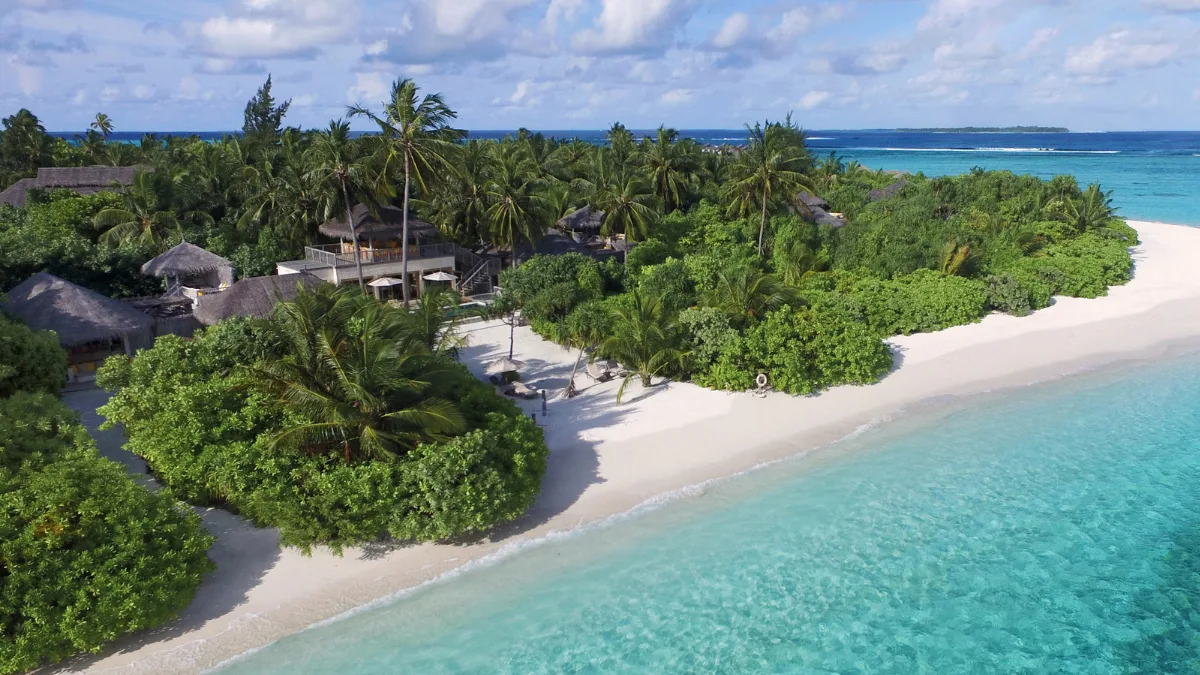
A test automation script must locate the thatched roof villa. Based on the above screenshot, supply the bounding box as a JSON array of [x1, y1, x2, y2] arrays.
[[796, 190, 847, 228], [0, 166, 144, 208], [316, 204, 440, 241], [142, 241, 236, 292], [194, 274, 325, 326], [868, 179, 910, 202], [2, 272, 155, 382], [557, 206, 605, 238]]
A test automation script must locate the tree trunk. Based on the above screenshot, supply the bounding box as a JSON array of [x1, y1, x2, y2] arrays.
[[343, 181, 366, 292], [401, 154, 412, 305], [641, 371, 653, 387], [565, 346, 585, 398], [757, 191, 768, 257], [508, 318, 515, 359]]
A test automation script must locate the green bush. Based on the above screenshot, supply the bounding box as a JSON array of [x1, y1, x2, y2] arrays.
[[695, 308, 891, 395], [848, 269, 990, 336], [98, 312, 549, 553], [0, 315, 66, 397], [1006, 233, 1133, 299], [0, 393, 213, 675]]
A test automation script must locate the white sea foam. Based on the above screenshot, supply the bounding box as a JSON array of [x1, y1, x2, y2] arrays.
[[862, 147, 1120, 154]]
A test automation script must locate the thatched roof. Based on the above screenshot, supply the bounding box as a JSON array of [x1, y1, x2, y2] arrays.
[[510, 230, 621, 264], [868, 179, 909, 203], [1, 272, 153, 347], [557, 206, 605, 233], [797, 191, 830, 210], [194, 274, 326, 326], [809, 207, 847, 228], [141, 242, 234, 278], [317, 204, 439, 241], [0, 166, 145, 208]]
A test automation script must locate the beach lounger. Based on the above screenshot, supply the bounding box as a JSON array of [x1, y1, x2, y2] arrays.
[[510, 381, 540, 399], [586, 360, 615, 382]]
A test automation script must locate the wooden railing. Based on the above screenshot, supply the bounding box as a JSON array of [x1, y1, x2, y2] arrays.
[[304, 243, 458, 267]]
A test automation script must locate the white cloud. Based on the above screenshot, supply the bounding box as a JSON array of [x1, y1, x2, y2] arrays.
[[194, 0, 359, 59], [99, 86, 120, 103], [572, 0, 689, 55], [365, 0, 539, 64], [918, 0, 1007, 31], [70, 89, 86, 106], [765, 9, 812, 44], [660, 88, 692, 104], [798, 90, 831, 109], [510, 80, 532, 104], [132, 84, 155, 100], [712, 12, 750, 49], [933, 41, 1002, 65], [6, 55, 42, 95], [1065, 31, 1177, 79], [291, 93, 317, 106], [346, 72, 388, 103], [546, 0, 586, 33], [1018, 27, 1058, 59], [176, 76, 202, 100]]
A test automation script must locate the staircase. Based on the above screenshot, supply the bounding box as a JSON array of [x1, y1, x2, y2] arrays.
[[453, 246, 502, 297]]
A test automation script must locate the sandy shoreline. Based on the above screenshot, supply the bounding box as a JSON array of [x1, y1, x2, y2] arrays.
[[56, 220, 1200, 675]]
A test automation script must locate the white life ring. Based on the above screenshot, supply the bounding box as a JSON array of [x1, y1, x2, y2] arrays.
[[755, 373, 769, 388]]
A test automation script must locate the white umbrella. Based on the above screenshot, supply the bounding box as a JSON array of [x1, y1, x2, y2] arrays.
[[485, 357, 526, 374], [368, 277, 404, 287], [423, 271, 457, 282]]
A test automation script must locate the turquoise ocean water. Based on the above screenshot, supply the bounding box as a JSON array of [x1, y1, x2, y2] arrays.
[[218, 352, 1200, 674]]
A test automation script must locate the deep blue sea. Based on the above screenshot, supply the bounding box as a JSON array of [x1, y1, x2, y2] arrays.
[[216, 353, 1200, 674], [58, 129, 1200, 226]]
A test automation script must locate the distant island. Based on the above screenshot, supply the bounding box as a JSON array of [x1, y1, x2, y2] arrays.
[[897, 126, 1070, 133]]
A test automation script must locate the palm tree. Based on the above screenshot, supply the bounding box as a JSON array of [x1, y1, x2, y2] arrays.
[[815, 152, 845, 189], [702, 263, 797, 324], [307, 119, 372, 291], [349, 78, 464, 304], [94, 171, 209, 248], [601, 291, 685, 404], [250, 286, 465, 464], [485, 142, 549, 262], [1051, 183, 1118, 233], [90, 112, 114, 137], [427, 139, 494, 245], [595, 172, 658, 262], [404, 285, 470, 357], [640, 126, 699, 213], [725, 121, 815, 257]]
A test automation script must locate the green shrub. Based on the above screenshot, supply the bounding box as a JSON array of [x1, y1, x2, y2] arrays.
[[0, 315, 66, 397], [0, 393, 213, 674], [849, 269, 989, 335]]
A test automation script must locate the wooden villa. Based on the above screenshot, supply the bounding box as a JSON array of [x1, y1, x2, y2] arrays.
[[193, 274, 326, 326], [141, 241, 236, 301], [797, 190, 848, 228], [275, 204, 497, 296], [1, 272, 154, 383]]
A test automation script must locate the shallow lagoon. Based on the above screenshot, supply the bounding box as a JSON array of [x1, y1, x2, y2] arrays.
[[217, 354, 1200, 674]]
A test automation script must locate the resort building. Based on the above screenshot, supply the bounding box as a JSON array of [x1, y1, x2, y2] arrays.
[[276, 204, 498, 297], [1, 272, 155, 383], [797, 190, 848, 228], [193, 274, 326, 326], [140, 241, 236, 302], [0, 166, 143, 208]]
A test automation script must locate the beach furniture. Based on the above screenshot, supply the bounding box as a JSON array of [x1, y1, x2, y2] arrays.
[[504, 381, 540, 399], [586, 360, 615, 382]]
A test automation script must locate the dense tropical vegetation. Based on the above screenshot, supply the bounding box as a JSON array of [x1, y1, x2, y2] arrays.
[[0, 319, 212, 674], [98, 286, 547, 552]]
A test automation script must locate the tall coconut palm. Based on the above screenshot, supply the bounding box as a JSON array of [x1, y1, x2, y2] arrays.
[[725, 121, 815, 257], [427, 139, 495, 245], [250, 286, 465, 464], [640, 126, 699, 213], [90, 112, 114, 137], [601, 291, 686, 404], [485, 143, 549, 262], [404, 285, 471, 357], [595, 172, 658, 261], [349, 78, 464, 304], [307, 119, 372, 291]]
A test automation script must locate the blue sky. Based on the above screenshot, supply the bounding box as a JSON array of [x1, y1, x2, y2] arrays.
[[2, 0, 1199, 132]]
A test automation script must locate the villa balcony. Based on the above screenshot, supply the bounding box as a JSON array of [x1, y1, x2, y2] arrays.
[[302, 242, 458, 267]]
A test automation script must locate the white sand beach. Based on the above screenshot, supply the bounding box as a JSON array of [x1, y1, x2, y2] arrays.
[[58, 220, 1200, 675]]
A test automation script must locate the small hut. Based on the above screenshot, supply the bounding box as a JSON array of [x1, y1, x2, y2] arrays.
[[557, 206, 605, 243], [194, 274, 325, 326], [0, 166, 145, 208], [868, 179, 909, 203], [1, 272, 154, 381], [797, 191, 830, 211], [141, 241, 235, 294]]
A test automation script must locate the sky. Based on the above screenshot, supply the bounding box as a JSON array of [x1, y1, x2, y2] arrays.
[[2, 0, 1200, 132]]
